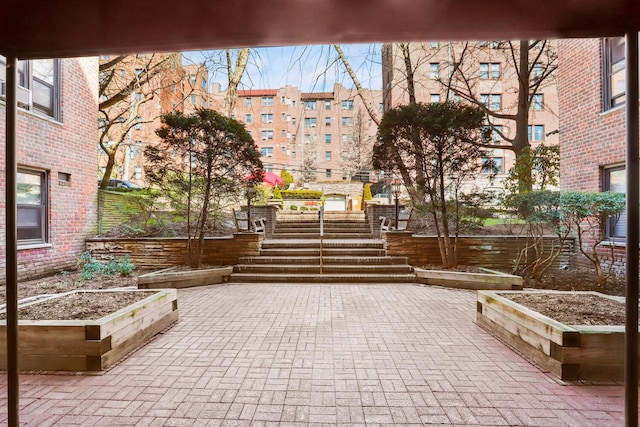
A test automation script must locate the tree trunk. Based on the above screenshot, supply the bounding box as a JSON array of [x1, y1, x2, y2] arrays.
[[333, 45, 381, 126], [399, 44, 416, 105], [514, 40, 533, 192], [100, 151, 117, 190], [224, 48, 250, 117]]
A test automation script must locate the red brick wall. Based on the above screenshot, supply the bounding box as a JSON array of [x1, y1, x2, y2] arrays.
[[0, 57, 99, 280], [558, 38, 626, 192]]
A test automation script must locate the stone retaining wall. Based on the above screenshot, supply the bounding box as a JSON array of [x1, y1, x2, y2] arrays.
[[86, 234, 262, 269]]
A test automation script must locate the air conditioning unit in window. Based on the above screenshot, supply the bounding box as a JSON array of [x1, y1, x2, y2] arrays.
[[0, 82, 33, 108], [266, 153, 273, 157]]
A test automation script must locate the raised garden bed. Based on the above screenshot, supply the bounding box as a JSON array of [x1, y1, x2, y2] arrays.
[[138, 265, 233, 289], [415, 267, 523, 290], [477, 290, 638, 381], [0, 289, 178, 372]]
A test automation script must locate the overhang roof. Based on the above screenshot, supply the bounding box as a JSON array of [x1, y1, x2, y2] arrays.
[[1, 0, 639, 59]]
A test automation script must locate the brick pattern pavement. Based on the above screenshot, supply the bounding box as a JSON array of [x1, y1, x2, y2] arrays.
[[0, 284, 626, 426]]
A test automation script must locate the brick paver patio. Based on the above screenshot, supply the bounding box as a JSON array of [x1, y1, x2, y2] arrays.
[[0, 283, 626, 425]]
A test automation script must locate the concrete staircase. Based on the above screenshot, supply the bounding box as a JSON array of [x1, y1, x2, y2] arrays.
[[230, 211, 416, 283]]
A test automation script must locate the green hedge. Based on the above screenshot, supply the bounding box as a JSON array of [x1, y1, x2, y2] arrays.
[[280, 189, 323, 200]]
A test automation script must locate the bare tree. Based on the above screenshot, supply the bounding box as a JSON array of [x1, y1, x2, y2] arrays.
[[441, 40, 558, 192], [223, 48, 251, 117], [341, 109, 372, 181], [98, 53, 182, 189]]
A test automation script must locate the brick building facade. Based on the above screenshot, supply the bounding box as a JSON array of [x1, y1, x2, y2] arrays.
[[382, 41, 559, 195], [0, 56, 99, 279]]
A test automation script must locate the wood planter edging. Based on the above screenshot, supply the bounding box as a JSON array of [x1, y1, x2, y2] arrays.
[[138, 266, 233, 289], [414, 267, 523, 290], [0, 289, 178, 372], [477, 290, 637, 381]]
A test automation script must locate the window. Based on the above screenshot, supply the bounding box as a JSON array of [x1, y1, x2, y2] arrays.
[[260, 130, 274, 140], [480, 93, 502, 111], [281, 96, 286, 103], [527, 125, 545, 141], [292, 118, 296, 125], [326, 169, 332, 178], [341, 100, 354, 110], [245, 114, 252, 124], [429, 62, 439, 79], [189, 75, 196, 85], [281, 146, 286, 153], [492, 125, 503, 142], [341, 117, 353, 126], [304, 117, 317, 127], [134, 166, 142, 179], [0, 58, 62, 119], [325, 100, 331, 109], [603, 37, 626, 110], [532, 94, 544, 110], [480, 63, 501, 79], [325, 117, 331, 126], [190, 95, 197, 105], [481, 157, 504, 174], [201, 97, 207, 107], [325, 151, 332, 161], [281, 129, 286, 136], [532, 62, 543, 79], [17, 169, 47, 244], [261, 97, 274, 106], [261, 113, 274, 123], [429, 41, 440, 49], [325, 134, 332, 144], [603, 166, 627, 239], [281, 112, 286, 121], [245, 97, 252, 107], [201, 77, 207, 89], [430, 94, 441, 103], [291, 151, 297, 159], [261, 147, 274, 157], [379, 103, 384, 112], [305, 100, 316, 110]]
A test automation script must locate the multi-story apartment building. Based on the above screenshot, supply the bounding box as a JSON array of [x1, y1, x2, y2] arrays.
[[381, 41, 559, 195], [98, 54, 206, 186], [213, 83, 382, 183], [558, 37, 629, 244], [0, 56, 99, 279]]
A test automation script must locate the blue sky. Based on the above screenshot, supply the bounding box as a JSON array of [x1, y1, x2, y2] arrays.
[[184, 44, 382, 92]]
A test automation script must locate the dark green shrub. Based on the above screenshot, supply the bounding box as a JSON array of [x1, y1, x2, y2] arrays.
[[280, 189, 323, 200]]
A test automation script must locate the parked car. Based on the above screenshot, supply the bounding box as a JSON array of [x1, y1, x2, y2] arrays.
[[98, 179, 142, 189]]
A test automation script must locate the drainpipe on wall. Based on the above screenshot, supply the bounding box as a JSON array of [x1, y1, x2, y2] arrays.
[[5, 54, 20, 427], [625, 31, 639, 427]]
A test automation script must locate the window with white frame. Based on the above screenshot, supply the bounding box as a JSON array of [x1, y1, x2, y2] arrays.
[[527, 124, 545, 141], [341, 117, 353, 126], [480, 93, 502, 111], [341, 100, 354, 110], [429, 41, 440, 49], [532, 94, 544, 110], [326, 169, 332, 178], [325, 151, 332, 161], [325, 134, 332, 144], [429, 62, 439, 79], [325, 100, 331, 109], [245, 114, 252, 124], [0, 57, 62, 119], [430, 94, 441, 103], [481, 157, 504, 174], [603, 165, 627, 239], [480, 62, 501, 79], [305, 100, 316, 110], [245, 97, 252, 107], [261, 130, 274, 140], [17, 168, 48, 245], [261, 113, 274, 123], [304, 117, 317, 127], [325, 117, 331, 126], [261, 147, 274, 157], [261, 96, 274, 106], [602, 37, 626, 111]]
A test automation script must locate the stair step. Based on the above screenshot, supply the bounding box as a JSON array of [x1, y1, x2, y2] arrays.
[[260, 248, 387, 256], [274, 225, 372, 231], [229, 273, 417, 283], [237, 256, 409, 265], [271, 233, 373, 239], [261, 240, 384, 249], [233, 264, 414, 274]]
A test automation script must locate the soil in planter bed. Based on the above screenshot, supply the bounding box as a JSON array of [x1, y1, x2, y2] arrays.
[[503, 293, 636, 326], [0, 291, 156, 321]]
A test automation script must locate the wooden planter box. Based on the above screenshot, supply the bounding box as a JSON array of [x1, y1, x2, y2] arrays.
[[138, 266, 233, 289], [415, 267, 523, 290], [0, 289, 178, 372], [477, 290, 638, 381]]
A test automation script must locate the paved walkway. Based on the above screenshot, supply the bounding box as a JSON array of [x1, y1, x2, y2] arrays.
[[1, 284, 626, 426]]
